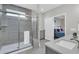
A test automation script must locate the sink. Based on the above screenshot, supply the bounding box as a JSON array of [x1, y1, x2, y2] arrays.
[[56, 40, 76, 50]]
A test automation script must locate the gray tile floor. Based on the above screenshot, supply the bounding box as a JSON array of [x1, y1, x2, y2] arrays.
[[19, 40, 48, 54]]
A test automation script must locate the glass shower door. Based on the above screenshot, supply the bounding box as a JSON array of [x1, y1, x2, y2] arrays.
[[0, 13, 19, 53], [19, 16, 31, 49], [0, 4, 32, 53], [0, 12, 31, 53]]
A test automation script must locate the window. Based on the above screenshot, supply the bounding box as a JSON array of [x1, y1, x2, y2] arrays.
[[6, 9, 26, 15], [6, 9, 27, 19], [6, 13, 27, 19], [6, 13, 18, 17], [19, 15, 26, 18]]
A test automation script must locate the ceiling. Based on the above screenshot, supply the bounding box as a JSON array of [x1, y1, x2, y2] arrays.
[[15, 4, 62, 13]]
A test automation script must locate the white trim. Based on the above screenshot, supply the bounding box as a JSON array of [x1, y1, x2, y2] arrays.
[[54, 13, 67, 38], [10, 46, 33, 54], [54, 13, 67, 18]]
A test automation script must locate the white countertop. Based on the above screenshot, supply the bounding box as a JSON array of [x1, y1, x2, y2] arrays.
[[45, 35, 79, 54]]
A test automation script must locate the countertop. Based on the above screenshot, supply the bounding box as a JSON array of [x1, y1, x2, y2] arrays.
[[45, 35, 79, 54]]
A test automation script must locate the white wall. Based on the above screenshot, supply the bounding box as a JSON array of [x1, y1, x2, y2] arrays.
[[54, 18, 63, 26], [54, 18, 65, 30], [39, 14, 44, 30], [15, 4, 37, 12], [32, 11, 44, 31], [44, 17, 54, 41], [44, 4, 79, 40]]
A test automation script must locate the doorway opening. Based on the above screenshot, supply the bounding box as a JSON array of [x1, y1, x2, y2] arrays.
[[54, 14, 66, 40]]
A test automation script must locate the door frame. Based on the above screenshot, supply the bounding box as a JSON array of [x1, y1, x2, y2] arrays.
[[53, 13, 67, 38]]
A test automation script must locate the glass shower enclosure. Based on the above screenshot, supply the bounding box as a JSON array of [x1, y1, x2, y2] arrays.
[[0, 4, 33, 53]]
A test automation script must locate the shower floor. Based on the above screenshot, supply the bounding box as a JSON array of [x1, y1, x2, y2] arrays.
[[0, 42, 31, 54]]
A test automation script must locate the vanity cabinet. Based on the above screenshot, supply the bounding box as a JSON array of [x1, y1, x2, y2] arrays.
[[45, 46, 60, 54]]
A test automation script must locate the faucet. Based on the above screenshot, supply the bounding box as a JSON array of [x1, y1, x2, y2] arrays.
[[71, 37, 79, 48]]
